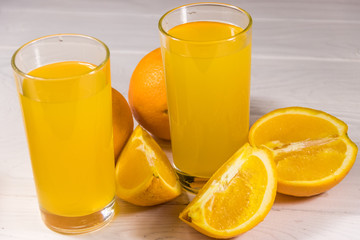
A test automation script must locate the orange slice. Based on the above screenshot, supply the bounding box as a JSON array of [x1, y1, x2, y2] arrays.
[[179, 143, 277, 239], [115, 126, 181, 206], [249, 107, 358, 197]]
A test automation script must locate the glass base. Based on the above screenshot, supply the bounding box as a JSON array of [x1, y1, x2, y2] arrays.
[[176, 170, 209, 194], [40, 198, 116, 234]]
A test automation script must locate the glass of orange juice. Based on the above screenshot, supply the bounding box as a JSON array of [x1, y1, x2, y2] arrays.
[[159, 3, 252, 193], [11, 34, 116, 233]]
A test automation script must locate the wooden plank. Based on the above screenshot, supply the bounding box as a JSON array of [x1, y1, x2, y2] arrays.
[[1, 196, 360, 239], [2, 0, 360, 22], [1, 10, 359, 60], [1, 0, 360, 237]]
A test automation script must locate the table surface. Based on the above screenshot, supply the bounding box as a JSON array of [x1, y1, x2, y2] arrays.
[[1, 0, 360, 239]]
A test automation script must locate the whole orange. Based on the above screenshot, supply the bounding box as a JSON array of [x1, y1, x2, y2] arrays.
[[128, 48, 170, 140], [112, 88, 134, 160]]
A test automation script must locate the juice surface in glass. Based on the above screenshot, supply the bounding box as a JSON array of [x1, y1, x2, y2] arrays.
[[20, 61, 115, 217], [163, 21, 251, 178]]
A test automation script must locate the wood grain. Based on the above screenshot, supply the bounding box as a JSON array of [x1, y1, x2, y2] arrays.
[[0, 0, 359, 239], [1, 1, 360, 60]]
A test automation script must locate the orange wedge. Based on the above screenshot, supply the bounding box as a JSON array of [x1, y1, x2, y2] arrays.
[[179, 143, 277, 239], [115, 126, 181, 206], [249, 107, 358, 197]]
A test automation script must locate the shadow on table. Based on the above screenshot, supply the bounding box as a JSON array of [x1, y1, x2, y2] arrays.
[[108, 193, 213, 239], [274, 192, 328, 204]]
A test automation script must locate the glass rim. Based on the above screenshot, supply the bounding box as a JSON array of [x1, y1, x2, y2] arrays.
[[11, 33, 110, 81], [158, 2, 253, 44]]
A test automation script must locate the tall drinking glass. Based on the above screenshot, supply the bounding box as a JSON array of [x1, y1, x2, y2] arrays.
[[159, 3, 252, 193], [11, 34, 116, 233]]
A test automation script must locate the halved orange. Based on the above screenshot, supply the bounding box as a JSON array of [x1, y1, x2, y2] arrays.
[[179, 143, 277, 239], [115, 126, 181, 206], [249, 107, 358, 197]]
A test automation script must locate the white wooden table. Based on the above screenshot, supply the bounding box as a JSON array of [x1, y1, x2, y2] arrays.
[[1, 0, 359, 239]]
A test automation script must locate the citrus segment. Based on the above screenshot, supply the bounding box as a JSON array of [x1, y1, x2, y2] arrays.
[[249, 107, 347, 147], [115, 126, 181, 206], [249, 107, 358, 197], [179, 144, 277, 239], [275, 136, 357, 196]]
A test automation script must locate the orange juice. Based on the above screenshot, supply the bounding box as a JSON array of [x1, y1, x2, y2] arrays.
[[19, 61, 115, 217], [163, 21, 251, 178]]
